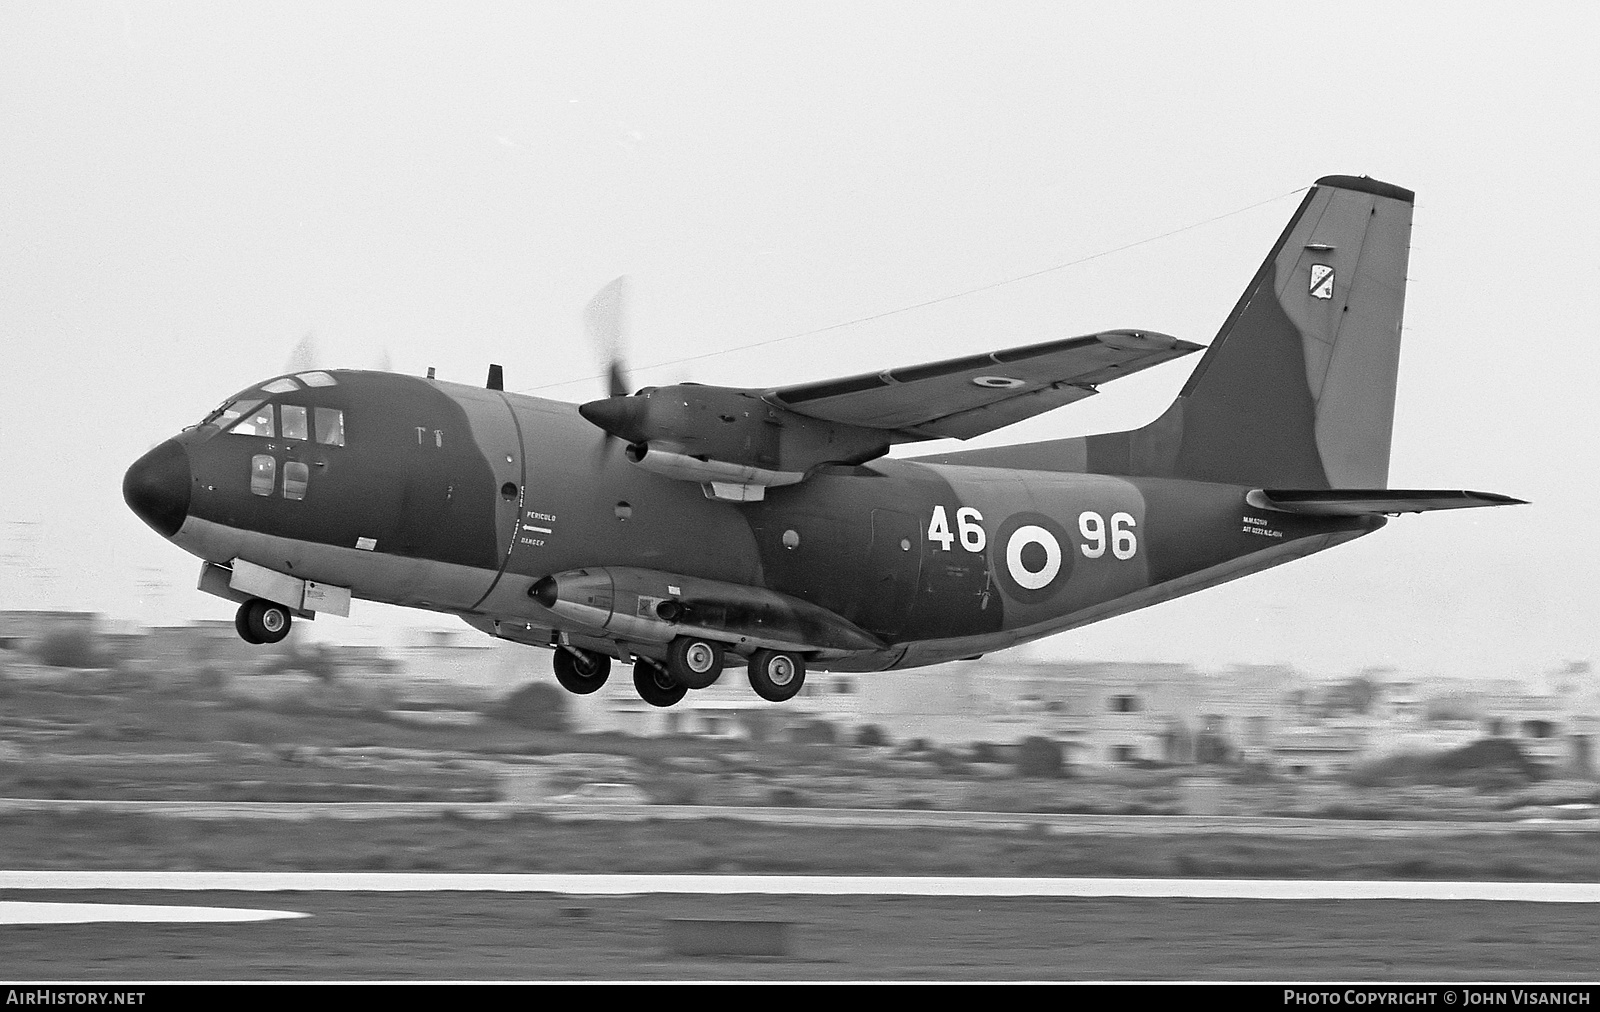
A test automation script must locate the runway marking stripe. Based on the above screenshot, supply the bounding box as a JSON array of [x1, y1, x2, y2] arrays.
[[0, 901, 307, 925], [2, 873, 1596, 903]]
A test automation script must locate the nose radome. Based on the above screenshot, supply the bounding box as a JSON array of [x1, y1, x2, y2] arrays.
[[123, 438, 191, 539]]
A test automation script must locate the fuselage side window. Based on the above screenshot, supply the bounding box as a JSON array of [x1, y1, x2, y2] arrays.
[[315, 407, 345, 446], [281, 405, 309, 441], [230, 404, 276, 438], [250, 454, 276, 496], [283, 461, 309, 500]]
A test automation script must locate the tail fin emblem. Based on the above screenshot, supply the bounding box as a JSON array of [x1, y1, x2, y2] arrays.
[[1309, 264, 1335, 300]]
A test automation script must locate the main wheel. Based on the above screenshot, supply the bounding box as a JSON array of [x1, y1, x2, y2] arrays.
[[747, 649, 805, 702], [244, 598, 292, 644], [234, 602, 263, 644], [665, 636, 724, 689], [633, 660, 688, 708], [553, 647, 611, 694]]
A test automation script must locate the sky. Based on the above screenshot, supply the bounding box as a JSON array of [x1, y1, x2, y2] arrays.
[[1, 2, 1595, 682]]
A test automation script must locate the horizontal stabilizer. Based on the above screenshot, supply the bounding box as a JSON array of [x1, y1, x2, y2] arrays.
[[1246, 489, 1528, 516]]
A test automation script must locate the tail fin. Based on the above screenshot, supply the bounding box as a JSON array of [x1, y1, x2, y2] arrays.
[[1094, 174, 1415, 488]]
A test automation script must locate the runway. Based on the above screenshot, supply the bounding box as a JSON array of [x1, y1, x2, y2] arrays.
[[4, 874, 1597, 980], [2, 798, 1593, 837], [4, 870, 1599, 901]]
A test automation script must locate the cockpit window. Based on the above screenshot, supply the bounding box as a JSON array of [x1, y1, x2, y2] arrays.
[[297, 371, 337, 387], [281, 404, 309, 440], [229, 403, 275, 438], [201, 397, 264, 429], [315, 407, 345, 446], [262, 378, 300, 394]]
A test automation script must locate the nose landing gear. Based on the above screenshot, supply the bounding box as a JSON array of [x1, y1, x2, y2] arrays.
[[234, 598, 292, 645]]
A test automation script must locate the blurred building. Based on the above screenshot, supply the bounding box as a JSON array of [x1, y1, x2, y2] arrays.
[[0, 609, 100, 654], [0, 609, 1592, 774]]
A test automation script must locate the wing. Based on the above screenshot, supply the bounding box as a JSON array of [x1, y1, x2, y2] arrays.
[[763, 330, 1202, 440]]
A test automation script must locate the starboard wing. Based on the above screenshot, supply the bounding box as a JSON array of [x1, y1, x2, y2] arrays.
[[763, 330, 1202, 440]]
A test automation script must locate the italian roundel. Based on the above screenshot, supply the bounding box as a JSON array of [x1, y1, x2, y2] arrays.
[[992, 511, 1073, 605]]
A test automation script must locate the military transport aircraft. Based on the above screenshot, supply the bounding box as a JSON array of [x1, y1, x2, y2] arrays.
[[124, 174, 1522, 707]]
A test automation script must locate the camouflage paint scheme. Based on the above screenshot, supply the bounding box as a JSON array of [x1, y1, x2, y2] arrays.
[[124, 175, 1517, 689]]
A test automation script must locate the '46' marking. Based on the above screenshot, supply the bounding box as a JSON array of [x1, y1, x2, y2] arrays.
[[927, 505, 986, 552]]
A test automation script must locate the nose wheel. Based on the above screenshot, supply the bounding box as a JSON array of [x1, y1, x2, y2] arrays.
[[234, 598, 292, 645]]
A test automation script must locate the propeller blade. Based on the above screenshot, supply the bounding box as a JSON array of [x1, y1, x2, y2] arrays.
[[584, 275, 631, 398], [605, 360, 629, 401], [283, 331, 318, 373]]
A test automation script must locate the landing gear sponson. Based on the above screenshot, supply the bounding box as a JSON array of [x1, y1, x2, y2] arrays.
[[531, 568, 853, 707]]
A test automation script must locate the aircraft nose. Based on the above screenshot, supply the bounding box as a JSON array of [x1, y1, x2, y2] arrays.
[[123, 438, 192, 539]]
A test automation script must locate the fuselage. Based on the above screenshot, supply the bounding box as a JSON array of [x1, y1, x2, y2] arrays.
[[124, 368, 1380, 671]]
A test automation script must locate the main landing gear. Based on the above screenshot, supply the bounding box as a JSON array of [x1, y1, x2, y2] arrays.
[[627, 635, 727, 706], [552, 647, 611, 694], [633, 659, 688, 708], [665, 635, 724, 689], [555, 638, 805, 708], [747, 649, 806, 702], [234, 598, 292, 645]]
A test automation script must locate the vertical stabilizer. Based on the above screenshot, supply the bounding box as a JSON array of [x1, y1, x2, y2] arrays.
[[913, 175, 1417, 487], [1099, 175, 1415, 488]]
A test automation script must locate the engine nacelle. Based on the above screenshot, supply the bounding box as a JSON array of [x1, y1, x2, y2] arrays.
[[528, 566, 884, 657], [624, 441, 804, 502], [578, 384, 888, 501]]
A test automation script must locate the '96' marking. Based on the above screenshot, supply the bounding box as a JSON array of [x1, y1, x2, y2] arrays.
[[1079, 511, 1138, 560]]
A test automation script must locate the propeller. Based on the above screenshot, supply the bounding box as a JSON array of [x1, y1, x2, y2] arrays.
[[579, 276, 651, 459], [584, 275, 631, 398], [283, 331, 319, 373]]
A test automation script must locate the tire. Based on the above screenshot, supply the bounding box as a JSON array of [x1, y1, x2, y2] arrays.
[[245, 598, 292, 644], [747, 649, 805, 702], [235, 602, 263, 645], [665, 636, 724, 690], [633, 660, 687, 708], [553, 648, 611, 694]]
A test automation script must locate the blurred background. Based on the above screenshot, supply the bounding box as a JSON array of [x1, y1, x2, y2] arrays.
[[1, 1, 1596, 833]]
